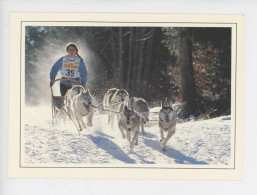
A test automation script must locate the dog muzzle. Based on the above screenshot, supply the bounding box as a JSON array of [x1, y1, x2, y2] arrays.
[[83, 103, 90, 110], [142, 118, 149, 124]]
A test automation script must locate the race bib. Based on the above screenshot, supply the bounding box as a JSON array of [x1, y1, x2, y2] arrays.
[[60, 56, 81, 78]]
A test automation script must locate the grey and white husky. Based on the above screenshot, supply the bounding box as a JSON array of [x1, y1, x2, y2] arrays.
[[158, 101, 177, 151], [103, 88, 129, 126], [126, 97, 149, 136], [118, 104, 141, 151], [65, 85, 94, 131], [65, 85, 84, 116]]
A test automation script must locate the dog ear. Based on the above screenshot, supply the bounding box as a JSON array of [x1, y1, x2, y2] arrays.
[[161, 101, 164, 108], [75, 86, 81, 95], [78, 89, 83, 95], [124, 105, 129, 112], [113, 89, 119, 99], [125, 90, 129, 98], [169, 101, 174, 110], [127, 98, 134, 111]]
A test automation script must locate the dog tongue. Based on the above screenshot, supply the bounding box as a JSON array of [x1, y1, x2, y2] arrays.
[[83, 103, 90, 110], [165, 119, 170, 122]]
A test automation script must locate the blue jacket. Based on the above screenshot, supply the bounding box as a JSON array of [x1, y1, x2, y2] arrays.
[[50, 55, 87, 86]]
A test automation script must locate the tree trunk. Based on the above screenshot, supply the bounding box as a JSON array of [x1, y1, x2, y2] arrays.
[[119, 27, 124, 87], [111, 28, 118, 78], [143, 28, 154, 82], [131, 28, 139, 95], [177, 36, 198, 117], [126, 27, 133, 89], [136, 27, 145, 95]]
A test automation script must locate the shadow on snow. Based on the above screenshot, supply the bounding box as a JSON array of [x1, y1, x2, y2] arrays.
[[144, 138, 208, 165], [87, 133, 136, 164]]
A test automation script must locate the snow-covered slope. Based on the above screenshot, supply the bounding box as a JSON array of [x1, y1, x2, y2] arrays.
[[23, 105, 231, 166]]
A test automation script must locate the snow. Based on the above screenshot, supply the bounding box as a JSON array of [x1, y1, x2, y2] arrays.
[[23, 104, 231, 166]]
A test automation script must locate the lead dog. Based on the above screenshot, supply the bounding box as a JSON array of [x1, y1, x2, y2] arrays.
[[65, 85, 94, 131], [126, 97, 149, 136], [103, 88, 129, 126], [118, 104, 141, 151], [158, 101, 177, 151]]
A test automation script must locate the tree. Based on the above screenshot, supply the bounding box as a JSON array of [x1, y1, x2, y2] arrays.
[[177, 35, 199, 117], [162, 28, 199, 117], [162, 27, 231, 118]]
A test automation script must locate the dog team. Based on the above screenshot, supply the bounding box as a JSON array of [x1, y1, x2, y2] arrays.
[[60, 85, 177, 152]]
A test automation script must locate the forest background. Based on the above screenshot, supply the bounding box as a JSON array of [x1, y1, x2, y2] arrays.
[[25, 26, 231, 119]]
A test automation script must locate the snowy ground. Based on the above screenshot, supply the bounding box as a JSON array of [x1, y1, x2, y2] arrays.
[[23, 105, 231, 166]]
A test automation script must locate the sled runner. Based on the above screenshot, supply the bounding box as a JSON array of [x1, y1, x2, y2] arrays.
[[50, 78, 81, 125]]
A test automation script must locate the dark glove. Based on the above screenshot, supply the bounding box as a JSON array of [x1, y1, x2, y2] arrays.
[[50, 78, 55, 87]]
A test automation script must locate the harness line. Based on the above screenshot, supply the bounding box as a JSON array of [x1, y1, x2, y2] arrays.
[[60, 107, 81, 136], [91, 104, 122, 115]]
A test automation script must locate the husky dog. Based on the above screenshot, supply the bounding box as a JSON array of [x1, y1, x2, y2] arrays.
[[126, 97, 149, 136], [65, 85, 94, 131], [103, 88, 129, 126], [65, 85, 84, 116], [118, 104, 141, 151], [158, 101, 177, 151], [53, 86, 85, 125]]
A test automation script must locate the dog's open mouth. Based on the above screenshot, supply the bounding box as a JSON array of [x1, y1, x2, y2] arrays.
[[83, 103, 90, 110], [142, 119, 148, 124], [165, 118, 170, 122]]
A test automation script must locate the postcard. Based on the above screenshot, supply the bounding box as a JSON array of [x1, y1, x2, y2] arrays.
[[8, 13, 244, 179]]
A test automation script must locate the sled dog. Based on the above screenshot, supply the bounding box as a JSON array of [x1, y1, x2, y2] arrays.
[[126, 97, 149, 136], [103, 88, 129, 126], [118, 104, 141, 150], [53, 86, 85, 125], [65, 85, 84, 115], [65, 85, 94, 131], [158, 101, 177, 151]]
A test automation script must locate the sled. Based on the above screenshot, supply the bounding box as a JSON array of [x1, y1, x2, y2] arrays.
[[50, 78, 81, 125]]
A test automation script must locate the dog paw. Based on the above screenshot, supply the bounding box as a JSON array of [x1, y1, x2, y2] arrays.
[[142, 132, 147, 136], [162, 147, 167, 152], [87, 122, 93, 127], [161, 140, 166, 147]]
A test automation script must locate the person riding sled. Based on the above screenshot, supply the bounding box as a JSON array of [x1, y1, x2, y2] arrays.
[[49, 42, 88, 96]]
